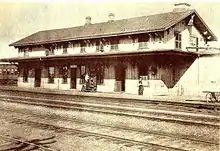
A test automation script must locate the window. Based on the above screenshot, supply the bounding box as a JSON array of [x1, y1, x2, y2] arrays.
[[7, 69, 10, 75], [23, 68, 29, 82], [60, 66, 68, 84], [80, 65, 86, 84], [10, 69, 14, 75], [24, 49, 29, 57], [110, 39, 119, 51], [48, 67, 55, 83], [0, 69, 2, 74], [15, 68, 18, 75], [190, 36, 199, 51], [3, 69, 6, 74], [175, 32, 182, 49], [80, 42, 86, 53], [45, 47, 55, 56], [96, 64, 104, 85], [138, 35, 149, 49], [63, 44, 68, 54], [139, 65, 148, 80], [96, 41, 104, 52]]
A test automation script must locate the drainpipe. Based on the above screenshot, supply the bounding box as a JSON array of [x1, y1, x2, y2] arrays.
[[197, 54, 200, 96], [197, 54, 200, 85]]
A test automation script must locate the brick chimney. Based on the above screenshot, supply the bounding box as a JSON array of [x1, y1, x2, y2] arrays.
[[85, 16, 92, 25], [173, 3, 191, 12], [108, 13, 115, 22]]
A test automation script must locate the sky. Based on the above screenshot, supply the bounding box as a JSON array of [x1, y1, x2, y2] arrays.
[[0, 0, 220, 58]]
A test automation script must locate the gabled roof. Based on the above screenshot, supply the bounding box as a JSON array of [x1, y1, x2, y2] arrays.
[[9, 9, 217, 47]]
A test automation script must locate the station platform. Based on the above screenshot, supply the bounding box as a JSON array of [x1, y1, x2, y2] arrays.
[[0, 85, 209, 105]]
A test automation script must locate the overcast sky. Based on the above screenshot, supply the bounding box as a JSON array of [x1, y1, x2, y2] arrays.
[[0, 0, 220, 58]]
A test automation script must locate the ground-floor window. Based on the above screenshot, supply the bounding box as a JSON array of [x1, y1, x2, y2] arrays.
[[80, 65, 86, 84], [138, 65, 148, 80], [96, 64, 104, 85], [79, 64, 104, 85], [23, 68, 29, 82], [48, 67, 55, 83], [60, 66, 68, 84]]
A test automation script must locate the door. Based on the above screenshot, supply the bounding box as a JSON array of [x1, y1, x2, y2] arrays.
[[115, 65, 125, 92], [34, 68, 41, 87], [70, 68, 77, 89]]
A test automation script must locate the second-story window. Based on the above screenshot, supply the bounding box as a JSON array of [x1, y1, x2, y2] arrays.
[[175, 32, 182, 49], [63, 44, 68, 54], [45, 46, 55, 56], [80, 43, 86, 53], [24, 49, 29, 57], [110, 39, 119, 51], [96, 41, 104, 52], [48, 67, 55, 84], [190, 35, 199, 51], [138, 36, 149, 49]]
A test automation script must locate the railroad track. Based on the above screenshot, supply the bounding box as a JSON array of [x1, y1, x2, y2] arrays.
[[0, 134, 56, 151], [0, 108, 218, 151], [1, 107, 218, 145], [0, 89, 220, 111], [0, 95, 219, 127], [0, 115, 199, 151]]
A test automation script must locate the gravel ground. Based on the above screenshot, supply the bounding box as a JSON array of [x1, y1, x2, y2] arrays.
[[0, 116, 142, 151], [0, 101, 219, 151], [3, 101, 216, 142]]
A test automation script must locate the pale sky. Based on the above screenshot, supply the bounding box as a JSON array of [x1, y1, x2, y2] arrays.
[[0, 0, 220, 58]]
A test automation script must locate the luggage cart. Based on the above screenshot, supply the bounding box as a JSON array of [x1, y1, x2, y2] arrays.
[[203, 90, 220, 102]]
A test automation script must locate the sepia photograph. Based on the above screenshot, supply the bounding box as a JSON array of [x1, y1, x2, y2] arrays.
[[0, 0, 219, 150]]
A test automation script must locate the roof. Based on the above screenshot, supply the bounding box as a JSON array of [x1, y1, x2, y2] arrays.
[[10, 9, 217, 47], [0, 49, 198, 62]]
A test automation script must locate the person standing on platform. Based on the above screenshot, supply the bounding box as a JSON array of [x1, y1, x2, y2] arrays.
[[138, 77, 144, 95], [85, 72, 89, 90]]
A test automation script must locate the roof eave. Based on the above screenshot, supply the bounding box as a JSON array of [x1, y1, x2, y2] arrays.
[[9, 28, 166, 47], [0, 49, 198, 62], [194, 11, 218, 41]]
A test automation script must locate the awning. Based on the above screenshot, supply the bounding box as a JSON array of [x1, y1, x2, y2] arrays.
[[0, 49, 198, 63]]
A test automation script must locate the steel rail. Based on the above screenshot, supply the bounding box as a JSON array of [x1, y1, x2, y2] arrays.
[[0, 97, 219, 127], [5, 116, 188, 151], [0, 134, 56, 151], [1, 107, 218, 146]]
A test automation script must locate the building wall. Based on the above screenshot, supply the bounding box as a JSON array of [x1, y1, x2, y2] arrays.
[[16, 19, 207, 58], [18, 54, 220, 97], [171, 55, 220, 96]]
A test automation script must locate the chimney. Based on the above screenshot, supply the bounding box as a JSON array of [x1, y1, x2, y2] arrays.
[[108, 13, 115, 22], [85, 16, 92, 25], [173, 3, 191, 12]]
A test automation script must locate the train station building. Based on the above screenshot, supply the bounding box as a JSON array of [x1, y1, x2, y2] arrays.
[[2, 3, 219, 96]]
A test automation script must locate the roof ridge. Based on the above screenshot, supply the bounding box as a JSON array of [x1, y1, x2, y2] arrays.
[[37, 10, 194, 33]]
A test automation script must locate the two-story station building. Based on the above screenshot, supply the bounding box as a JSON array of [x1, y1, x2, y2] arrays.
[[3, 3, 218, 96]]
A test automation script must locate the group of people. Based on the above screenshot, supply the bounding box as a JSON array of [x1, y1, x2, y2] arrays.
[[82, 72, 96, 92], [83, 73, 144, 95]]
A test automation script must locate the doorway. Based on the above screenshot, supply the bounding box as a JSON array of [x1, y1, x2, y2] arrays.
[[70, 68, 77, 89], [115, 65, 125, 92], [34, 68, 41, 87]]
